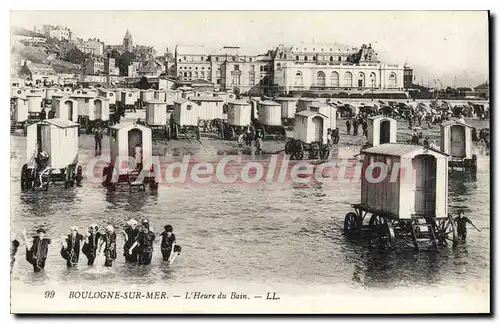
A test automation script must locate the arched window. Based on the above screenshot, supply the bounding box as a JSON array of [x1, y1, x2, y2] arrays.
[[389, 73, 397, 88], [344, 72, 353, 87], [304, 56, 308, 61], [317, 71, 326, 86], [338, 56, 342, 62], [296, 55, 299, 60], [295, 71, 303, 85], [358, 72, 365, 88], [330, 56, 333, 61], [370, 72, 376, 89], [330, 71, 339, 87], [284, 54, 287, 59]]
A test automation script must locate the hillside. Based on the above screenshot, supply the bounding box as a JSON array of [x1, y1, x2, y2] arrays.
[[11, 43, 81, 76]]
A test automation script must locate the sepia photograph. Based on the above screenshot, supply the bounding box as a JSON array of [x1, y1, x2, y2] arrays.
[[9, 10, 490, 314]]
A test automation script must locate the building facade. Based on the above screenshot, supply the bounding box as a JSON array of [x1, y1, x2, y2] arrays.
[[11, 28, 46, 45], [49, 27, 71, 41], [35, 25, 72, 41], [128, 61, 143, 77], [173, 42, 407, 95], [74, 38, 105, 56], [85, 58, 105, 75], [18, 61, 57, 84], [104, 57, 120, 76], [175, 45, 211, 82], [273, 43, 405, 95], [403, 66, 414, 90]]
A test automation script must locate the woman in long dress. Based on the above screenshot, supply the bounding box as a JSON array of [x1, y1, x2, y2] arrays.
[[100, 225, 117, 267], [122, 219, 139, 263], [60, 226, 84, 267], [129, 224, 156, 266], [82, 224, 101, 266], [23, 228, 51, 273]]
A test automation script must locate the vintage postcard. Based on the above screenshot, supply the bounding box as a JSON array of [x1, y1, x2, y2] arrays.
[[9, 10, 490, 314]]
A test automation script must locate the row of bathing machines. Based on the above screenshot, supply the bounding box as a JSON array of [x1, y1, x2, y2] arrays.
[[11, 86, 341, 135]]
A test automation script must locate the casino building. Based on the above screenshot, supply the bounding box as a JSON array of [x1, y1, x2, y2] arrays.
[[272, 42, 406, 95], [174, 42, 408, 96]]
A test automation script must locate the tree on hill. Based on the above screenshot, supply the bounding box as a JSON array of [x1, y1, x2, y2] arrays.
[[63, 48, 89, 65], [117, 51, 136, 76]]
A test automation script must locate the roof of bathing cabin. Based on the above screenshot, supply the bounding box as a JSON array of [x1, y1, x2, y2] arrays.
[[190, 96, 224, 102], [296, 110, 328, 119], [109, 122, 149, 131], [368, 114, 394, 121], [229, 100, 251, 105], [39, 118, 79, 129], [145, 100, 167, 105], [259, 100, 281, 106], [361, 143, 449, 158], [440, 120, 474, 128], [174, 99, 195, 105]]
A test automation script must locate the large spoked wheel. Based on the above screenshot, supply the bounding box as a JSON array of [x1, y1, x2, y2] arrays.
[[291, 141, 304, 160], [344, 212, 361, 235], [229, 126, 236, 140], [284, 140, 294, 156], [172, 124, 179, 140], [320, 146, 330, 160], [435, 214, 458, 247], [309, 143, 320, 160], [369, 214, 395, 247], [195, 127, 201, 140], [21, 164, 33, 190]]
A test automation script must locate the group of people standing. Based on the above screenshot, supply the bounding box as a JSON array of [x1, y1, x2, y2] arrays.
[[345, 115, 369, 137], [12, 219, 180, 273]]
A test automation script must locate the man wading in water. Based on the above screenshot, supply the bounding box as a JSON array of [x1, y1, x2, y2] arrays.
[[454, 210, 481, 243], [23, 228, 51, 273]]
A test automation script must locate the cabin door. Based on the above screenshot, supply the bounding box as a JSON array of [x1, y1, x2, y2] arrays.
[[36, 124, 43, 152], [312, 116, 323, 143], [380, 120, 391, 144], [413, 154, 437, 217], [95, 100, 102, 120], [450, 125, 466, 157], [66, 101, 74, 121], [128, 128, 143, 169]]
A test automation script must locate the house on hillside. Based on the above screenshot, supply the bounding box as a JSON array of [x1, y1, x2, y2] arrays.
[[11, 27, 47, 46], [19, 61, 57, 85], [474, 81, 489, 99]]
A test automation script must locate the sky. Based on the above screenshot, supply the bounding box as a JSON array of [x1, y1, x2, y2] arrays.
[[10, 11, 489, 87]]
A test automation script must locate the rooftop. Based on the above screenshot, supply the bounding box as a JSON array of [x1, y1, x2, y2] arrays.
[[296, 110, 328, 118], [43, 118, 79, 128], [361, 143, 448, 157]]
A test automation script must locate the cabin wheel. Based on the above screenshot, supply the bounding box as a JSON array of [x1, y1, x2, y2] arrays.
[[320, 147, 330, 160], [435, 214, 458, 247], [295, 142, 304, 160], [21, 164, 33, 190], [173, 124, 179, 140], [229, 126, 236, 140], [284, 140, 294, 156], [149, 180, 159, 191], [369, 214, 395, 248], [344, 212, 361, 235], [75, 165, 83, 186]]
